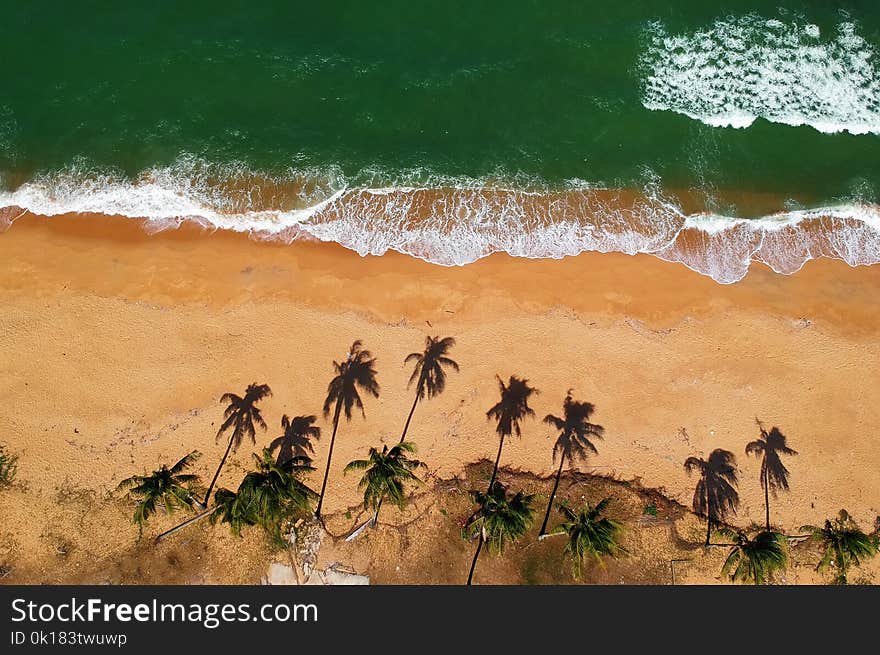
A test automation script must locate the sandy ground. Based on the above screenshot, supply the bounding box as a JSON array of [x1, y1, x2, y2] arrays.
[[0, 212, 878, 584]]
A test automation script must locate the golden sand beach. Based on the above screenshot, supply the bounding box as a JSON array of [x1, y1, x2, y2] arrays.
[[0, 212, 878, 584]]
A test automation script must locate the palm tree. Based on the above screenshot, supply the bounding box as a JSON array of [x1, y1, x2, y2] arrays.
[[344, 441, 425, 525], [684, 449, 740, 546], [539, 392, 604, 535], [203, 383, 272, 507], [465, 480, 535, 585], [317, 341, 380, 519], [719, 528, 788, 585], [211, 488, 250, 537], [554, 498, 625, 579], [399, 335, 459, 444], [117, 451, 202, 537], [801, 510, 879, 584], [269, 414, 320, 466], [212, 448, 317, 543], [485, 375, 538, 488], [745, 420, 797, 530]]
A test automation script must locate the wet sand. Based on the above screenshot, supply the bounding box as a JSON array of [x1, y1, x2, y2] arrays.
[[1, 212, 878, 583]]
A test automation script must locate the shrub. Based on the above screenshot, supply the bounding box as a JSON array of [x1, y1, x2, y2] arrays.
[[0, 444, 18, 488]]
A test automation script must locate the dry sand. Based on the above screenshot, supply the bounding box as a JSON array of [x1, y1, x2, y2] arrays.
[[0, 212, 878, 584]]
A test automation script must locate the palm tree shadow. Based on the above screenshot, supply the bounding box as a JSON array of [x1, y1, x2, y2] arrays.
[[746, 418, 798, 530], [485, 375, 538, 488], [399, 335, 459, 443], [317, 340, 380, 521], [684, 448, 740, 546], [269, 414, 320, 467]]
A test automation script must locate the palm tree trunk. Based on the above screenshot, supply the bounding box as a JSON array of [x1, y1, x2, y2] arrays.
[[398, 392, 420, 444], [539, 454, 566, 536], [466, 537, 484, 586], [706, 516, 712, 546], [372, 499, 383, 526], [316, 401, 343, 520], [203, 434, 235, 507], [154, 506, 220, 544], [488, 436, 505, 489], [764, 473, 771, 531]]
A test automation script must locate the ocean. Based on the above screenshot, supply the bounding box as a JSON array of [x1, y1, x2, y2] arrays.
[[1, 1, 879, 282]]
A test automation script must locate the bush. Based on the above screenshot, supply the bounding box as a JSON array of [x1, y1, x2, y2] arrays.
[[0, 444, 18, 488]]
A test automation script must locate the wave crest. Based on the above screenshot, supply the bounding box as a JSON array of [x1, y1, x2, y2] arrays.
[[2, 162, 879, 284], [640, 15, 880, 135]]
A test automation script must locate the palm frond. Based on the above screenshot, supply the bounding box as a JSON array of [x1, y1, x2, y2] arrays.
[[344, 441, 425, 513], [215, 448, 317, 541], [118, 452, 204, 537], [556, 497, 625, 579], [169, 450, 201, 475], [343, 459, 371, 472], [466, 481, 535, 555], [721, 529, 788, 585], [802, 510, 879, 584]]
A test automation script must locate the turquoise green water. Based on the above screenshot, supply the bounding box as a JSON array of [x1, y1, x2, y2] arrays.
[[1, 1, 879, 282]]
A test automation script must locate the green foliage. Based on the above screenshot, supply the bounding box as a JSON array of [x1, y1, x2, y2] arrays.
[[801, 510, 879, 584], [117, 451, 202, 537], [466, 481, 535, 554], [556, 498, 626, 579], [211, 448, 317, 544], [0, 444, 18, 489], [720, 528, 788, 585], [344, 441, 425, 514], [211, 488, 250, 537], [644, 504, 658, 517]]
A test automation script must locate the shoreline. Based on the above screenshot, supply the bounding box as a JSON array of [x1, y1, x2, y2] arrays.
[[3, 175, 880, 285], [1, 211, 879, 582], [4, 211, 880, 331]]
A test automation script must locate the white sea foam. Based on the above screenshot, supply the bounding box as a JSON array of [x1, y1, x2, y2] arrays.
[[640, 15, 880, 135], [2, 161, 880, 285], [656, 206, 880, 281]]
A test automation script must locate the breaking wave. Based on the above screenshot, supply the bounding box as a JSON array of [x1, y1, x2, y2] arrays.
[[640, 15, 880, 135], [1, 159, 879, 284]]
